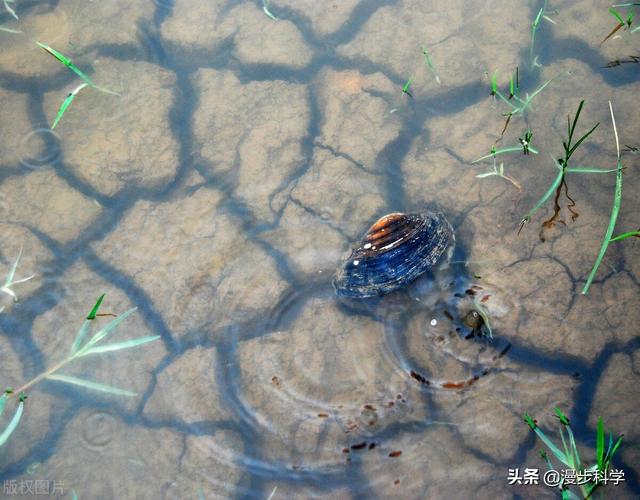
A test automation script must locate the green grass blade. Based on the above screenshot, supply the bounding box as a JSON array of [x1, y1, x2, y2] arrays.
[[567, 122, 600, 159], [77, 307, 138, 354], [46, 374, 136, 397], [596, 417, 604, 470], [534, 427, 570, 467], [582, 102, 623, 294], [3, 0, 19, 20], [565, 167, 617, 174], [70, 320, 92, 355], [78, 335, 160, 356], [36, 41, 119, 95], [3, 248, 22, 287], [52, 83, 87, 129], [87, 294, 106, 320], [71, 294, 106, 354], [609, 7, 625, 25], [0, 393, 7, 417], [0, 401, 24, 446], [521, 165, 564, 224], [262, 0, 278, 20], [610, 230, 640, 241], [0, 26, 22, 34]]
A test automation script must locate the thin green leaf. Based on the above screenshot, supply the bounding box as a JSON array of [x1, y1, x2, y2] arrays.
[[262, 0, 278, 20], [0, 393, 6, 417], [3, 247, 22, 287], [87, 294, 106, 320], [0, 26, 22, 34], [565, 167, 617, 174], [490, 70, 498, 95], [609, 7, 625, 25], [521, 164, 564, 223], [0, 401, 24, 446], [78, 307, 138, 353], [2, 0, 18, 20], [78, 335, 160, 356], [46, 374, 136, 397], [534, 427, 570, 467], [52, 83, 87, 129], [583, 102, 623, 294], [610, 230, 640, 242], [567, 122, 600, 158], [596, 417, 604, 470], [70, 320, 92, 355]]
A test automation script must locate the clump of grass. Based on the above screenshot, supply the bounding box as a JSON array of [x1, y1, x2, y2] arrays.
[[582, 101, 627, 294], [519, 100, 615, 234], [0, 294, 160, 447], [523, 408, 623, 499], [489, 67, 556, 136], [601, 5, 639, 45], [472, 129, 538, 192]]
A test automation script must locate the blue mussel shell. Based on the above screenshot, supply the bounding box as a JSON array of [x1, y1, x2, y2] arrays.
[[333, 211, 454, 298]]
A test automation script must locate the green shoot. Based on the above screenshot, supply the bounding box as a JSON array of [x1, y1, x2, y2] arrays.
[[36, 41, 119, 96], [2, 0, 18, 21], [530, 0, 556, 61], [609, 230, 640, 241], [602, 7, 635, 44], [51, 83, 88, 130], [519, 100, 599, 232], [402, 76, 414, 98], [421, 45, 441, 84], [262, 0, 278, 21], [489, 69, 556, 136], [0, 25, 22, 34], [1, 248, 35, 303], [472, 144, 539, 164], [0, 295, 160, 448], [475, 161, 523, 192], [582, 101, 624, 294], [524, 408, 624, 499]]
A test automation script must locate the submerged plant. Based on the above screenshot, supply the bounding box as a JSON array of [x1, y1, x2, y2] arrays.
[[489, 68, 555, 136], [51, 83, 88, 130], [1, 248, 35, 309], [402, 76, 414, 98], [421, 45, 441, 84], [262, 0, 278, 21], [2, 0, 18, 20], [519, 100, 616, 235], [523, 408, 623, 499], [582, 102, 626, 294], [475, 161, 522, 192], [530, 0, 557, 62], [602, 6, 638, 44], [0, 294, 160, 447]]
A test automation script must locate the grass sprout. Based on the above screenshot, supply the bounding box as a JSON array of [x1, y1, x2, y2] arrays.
[[0, 25, 21, 34], [1, 294, 160, 447], [582, 101, 625, 294], [402, 76, 414, 98], [421, 45, 441, 84], [475, 160, 523, 192], [1, 248, 35, 303], [490, 68, 556, 136], [51, 83, 88, 129], [2, 0, 18, 20], [36, 41, 119, 96], [262, 0, 278, 21], [519, 100, 601, 233], [523, 408, 623, 499], [602, 6, 636, 44]]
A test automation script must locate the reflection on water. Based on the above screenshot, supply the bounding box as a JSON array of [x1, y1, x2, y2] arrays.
[[0, 0, 639, 498]]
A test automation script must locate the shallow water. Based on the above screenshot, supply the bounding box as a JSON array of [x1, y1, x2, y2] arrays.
[[0, 0, 639, 498]]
